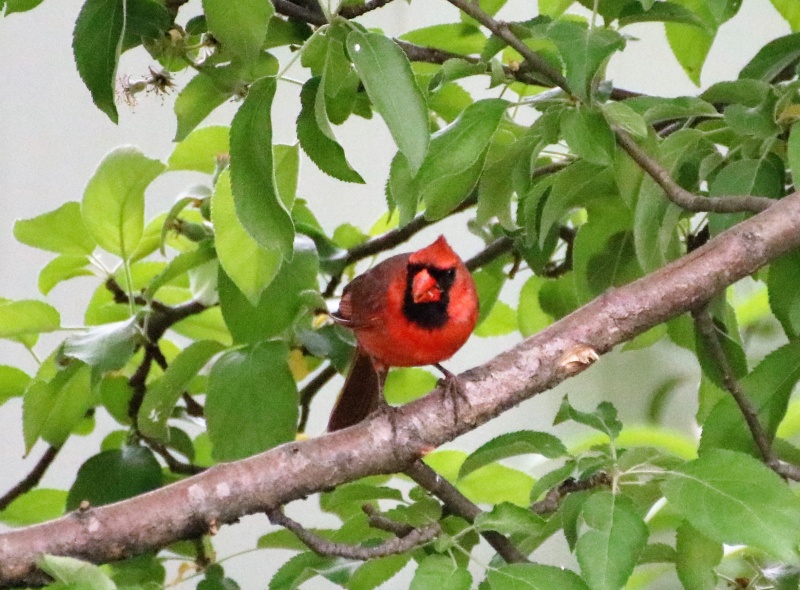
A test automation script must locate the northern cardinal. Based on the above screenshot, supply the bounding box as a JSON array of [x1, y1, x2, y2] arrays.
[[327, 235, 479, 431]]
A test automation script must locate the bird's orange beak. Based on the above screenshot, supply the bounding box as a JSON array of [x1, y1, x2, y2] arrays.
[[412, 269, 441, 303]]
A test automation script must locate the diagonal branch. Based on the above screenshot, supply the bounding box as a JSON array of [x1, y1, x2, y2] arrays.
[[0, 446, 60, 512], [615, 129, 775, 214], [691, 306, 800, 481], [443, 0, 569, 92], [3, 191, 800, 586], [405, 460, 529, 563]]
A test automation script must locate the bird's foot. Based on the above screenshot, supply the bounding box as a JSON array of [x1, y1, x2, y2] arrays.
[[435, 364, 469, 426]]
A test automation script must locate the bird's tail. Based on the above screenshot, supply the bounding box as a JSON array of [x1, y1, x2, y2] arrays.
[[327, 349, 385, 431]]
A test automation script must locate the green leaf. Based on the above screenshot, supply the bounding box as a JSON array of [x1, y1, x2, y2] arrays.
[[623, 95, 718, 124], [675, 522, 721, 590], [168, 125, 230, 174], [38, 255, 93, 295], [72, 0, 125, 122], [790, 122, 800, 190], [174, 72, 235, 142], [401, 23, 487, 55], [561, 107, 616, 166], [770, 0, 800, 30], [274, 144, 299, 209], [138, 340, 225, 441], [62, 317, 140, 372], [66, 445, 163, 510], [661, 449, 800, 563], [554, 396, 622, 440], [518, 275, 553, 337], [269, 552, 338, 590], [459, 431, 567, 479], [419, 98, 508, 219], [387, 152, 417, 226], [474, 300, 517, 337], [297, 77, 365, 183], [383, 367, 438, 405], [206, 341, 297, 461], [602, 101, 648, 140], [769, 248, 800, 338], [576, 492, 648, 590], [349, 554, 409, 590], [740, 32, 800, 81], [665, 3, 716, 85], [539, 161, 615, 248], [546, 20, 625, 101], [212, 169, 282, 305], [14, 202, 96, 255], [347, 31, 429, 174], [539, 0, 574, 18], [633, 129, 711, 272], [488, 563, 590, 590], [230, 76, 294, 257], [472, 258, 507, 326], [0, 299, 60, 341], [3, 0, 46, 15], [81, 146, 165, 259], [618, 1, 705, 27], [23, 362, 94, 451], [0, 489, 66, 526], [37, 555, 116, 590], [474, 502, 546, 536], [218, 236, 319, 343], [321, 483, 403, 517], [410, 555, 472, 590], [0, 365, 31, 407], [202, 0, 272, 65]]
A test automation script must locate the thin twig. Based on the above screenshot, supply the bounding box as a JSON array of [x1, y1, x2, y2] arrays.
[[339, 0, 395, 18], [692, 306, 800, 481], [444, 0, 569, 92], [147, 440, 206, 476], [361, 504, 416, 537], [0, 446, 60, 511], [531, 472, 611, 515], [615, 129, 774, 214], [266, 506, 440, 559], [298, 364, 338, 432], [465, 236, 514, 271], [273, 0, 326, 25], [404, 460, 529, 563]]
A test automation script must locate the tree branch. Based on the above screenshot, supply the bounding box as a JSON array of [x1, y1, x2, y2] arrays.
[[3, 191, 800, 586], [0, 447, 60, 512], [691, 306, 800, 481], [615, 129, 775, 214], [443, 0, 569, 92], [339, 0, 395, 19], [404, 460, 529, 564], [531, 472, 611, 515], [266, 506, 440, 559], [298, 364, 338, 433]]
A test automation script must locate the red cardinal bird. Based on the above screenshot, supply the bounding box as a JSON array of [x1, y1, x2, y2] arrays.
[[327, 235, 479, 431]]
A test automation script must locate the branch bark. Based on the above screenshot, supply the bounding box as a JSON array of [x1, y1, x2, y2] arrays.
[[3, 191, 800, 586]]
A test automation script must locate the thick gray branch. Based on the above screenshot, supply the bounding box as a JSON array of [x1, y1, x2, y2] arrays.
[[2, 191, 800, 586]]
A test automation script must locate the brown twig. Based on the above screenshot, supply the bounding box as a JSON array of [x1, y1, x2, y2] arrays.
[[465, 236, 514, 271], [266, 506, 440, 559], [615, 129, 774, 214], [691, 306, 800, 481], [298, 364, 338, 432], [361, 504, 415, 537], [273, 0, 326, 25], [339, 0, 395, 18], [147, 440, 206, 476], [404, 460, 529, 563], [444, 0, 569, 92], [0, 446, 60, 511], [531, 472, 611, 515]]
